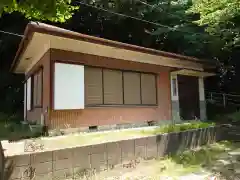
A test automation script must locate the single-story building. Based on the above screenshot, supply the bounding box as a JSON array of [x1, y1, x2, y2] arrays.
[[11, 22, 215, 130]]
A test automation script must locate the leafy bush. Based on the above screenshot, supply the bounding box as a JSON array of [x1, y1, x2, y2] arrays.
[[153, 121, 215, 134], [0, 112, 43, 141], [227, 110, 240, 124], [171, 141, 231, 167]]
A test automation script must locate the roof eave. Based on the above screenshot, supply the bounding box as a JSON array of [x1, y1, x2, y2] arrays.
[[10, 23, 36, 72], [11, 22, 216, 73]]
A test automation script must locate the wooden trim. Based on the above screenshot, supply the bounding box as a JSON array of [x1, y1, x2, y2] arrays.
[[123, 71, 141, 105], [30, 75, 34, 111], [50, 58, 55, 110], [31, 67, 43, 109], [140, 73, 142, 105], [85, 66, 103, 105], [50, 61, 159, 110], [155, 74, 158, 105], [52, 49, 173, 73], [102, 68, 104, 105], [103, 69, 123, 105], [122, 71, 124, 104], [141, 73, 157, 105], [86, 104, 158, 107]]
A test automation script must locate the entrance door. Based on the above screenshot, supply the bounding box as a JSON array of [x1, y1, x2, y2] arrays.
[[178, 75, 200, 120]]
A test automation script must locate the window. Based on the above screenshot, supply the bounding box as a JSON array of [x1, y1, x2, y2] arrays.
[[85, 67, 157, 106], [24, 82, 27, 119], [172, 77, 177, 96], [32, 69, 43, 107], [141, 73, 157, 104], [123, 72, 141, 104], [85, 67, 103, 105], [103, 69, 123, 104], [26, 77, 32, 111]]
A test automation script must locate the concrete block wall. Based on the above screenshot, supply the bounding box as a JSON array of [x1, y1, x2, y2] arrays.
[[3, 126, 223, 180]]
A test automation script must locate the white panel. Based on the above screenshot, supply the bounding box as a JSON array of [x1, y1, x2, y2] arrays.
[[27, 77, 31, 111], [199, 77, 205, 101], [170, 75, 179, 101], [54, 63, 84, 110], [24, 82, 27, 119]]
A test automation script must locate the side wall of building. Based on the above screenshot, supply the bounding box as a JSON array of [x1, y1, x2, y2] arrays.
[[25, 50, 51, 125], [48, 49, 172, 129]]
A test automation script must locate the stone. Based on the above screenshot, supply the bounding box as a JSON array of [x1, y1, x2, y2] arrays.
[[53, 168, 73, 180], [120, 140, 135, 162], [53, 148, 73, 160], [53, 158, 72, 171], [7, 155, 30, 167], [32, 161, 53, 175], [34, 172, 53, 180], [30, 151, 53, 164], [10, 166, 30, 179]]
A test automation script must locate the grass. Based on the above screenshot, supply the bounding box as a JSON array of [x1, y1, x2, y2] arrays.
[[0, 121, 43, 141], [95, 141, 240, 179], [161, 141, 237, 176], [142, 121, 215, 135], [1, 120, 214, 142], [2, 121, 216, 156]]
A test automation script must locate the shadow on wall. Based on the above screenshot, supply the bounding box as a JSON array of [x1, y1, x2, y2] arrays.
[[0, 142, 13, 180], [155, 126, 224, 157]]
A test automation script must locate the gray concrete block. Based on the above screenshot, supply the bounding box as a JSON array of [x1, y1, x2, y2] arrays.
[[53, 148, 73, 160], [30, 151, 53, 164], [8, 155, 30, 167], [32, 161, 53, 174], [53, 168, 73, 180], [53, 158, 72, 171], [34, 172, 52, 180], [10, 165, 30, 179]]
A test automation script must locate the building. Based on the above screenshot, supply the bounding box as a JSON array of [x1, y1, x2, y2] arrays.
[[11, 22, 215, 130]]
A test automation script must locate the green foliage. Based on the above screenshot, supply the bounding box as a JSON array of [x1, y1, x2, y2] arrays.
[[227, 110, 240, 123], [0, 0, 79, 22], [188, 0, 240, 48], [0, 112, 42, 141], [153, 121, 215, 134], [171, 141, 232, 167], [212, 109, 240, 124]]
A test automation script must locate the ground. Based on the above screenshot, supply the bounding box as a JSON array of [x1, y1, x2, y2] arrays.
[[73, 141, 240, 180]]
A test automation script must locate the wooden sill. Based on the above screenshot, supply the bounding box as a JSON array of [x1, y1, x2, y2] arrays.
[[85, 104, 158, 108]]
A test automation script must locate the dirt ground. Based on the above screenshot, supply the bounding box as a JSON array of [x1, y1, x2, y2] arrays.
[[72, 142, 240, 180]]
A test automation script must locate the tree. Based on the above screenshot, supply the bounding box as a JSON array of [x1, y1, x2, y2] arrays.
[[188, 0, 240, 48], [0, 0, 79, 22]]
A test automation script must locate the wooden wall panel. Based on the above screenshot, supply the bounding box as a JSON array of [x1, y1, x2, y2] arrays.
[[49, 71, 171, 129], [26, 50, 51, 125]]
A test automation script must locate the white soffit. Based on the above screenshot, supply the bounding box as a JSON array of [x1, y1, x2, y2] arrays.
[[16, 33, 50, 73], [171, 69, 215, 77], [16, 32, 205, 73]]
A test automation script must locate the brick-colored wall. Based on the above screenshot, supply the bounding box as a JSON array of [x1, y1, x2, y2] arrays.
[[25, 49, 172, 128], [50, 71, 171, 129], [26, 51, 51, 124]]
